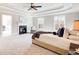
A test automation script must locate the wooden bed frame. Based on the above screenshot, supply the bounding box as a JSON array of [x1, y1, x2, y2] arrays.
[[32, 39, 69, 55]]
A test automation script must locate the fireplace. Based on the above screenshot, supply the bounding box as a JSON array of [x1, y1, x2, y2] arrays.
[[19, 25, 27, 34]]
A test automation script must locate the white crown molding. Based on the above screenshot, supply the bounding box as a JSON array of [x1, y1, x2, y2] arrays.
[[33, 4, 73, 17], [34, 7, 72, 17], [0, 5, 26, 15], [35, 5, 64, 13]]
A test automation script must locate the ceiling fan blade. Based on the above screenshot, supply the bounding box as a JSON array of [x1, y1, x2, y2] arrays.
[[32, 6, 42, 8], [31, 3, 34, 6], [33, 7, 38, 10], [28, 3, 42, 10]]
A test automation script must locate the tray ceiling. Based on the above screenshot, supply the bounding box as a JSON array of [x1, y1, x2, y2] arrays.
[[0, 3, 79, 16]]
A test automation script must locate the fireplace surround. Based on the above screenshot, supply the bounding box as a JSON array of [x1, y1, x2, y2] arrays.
[[19, 25, 27, 34]]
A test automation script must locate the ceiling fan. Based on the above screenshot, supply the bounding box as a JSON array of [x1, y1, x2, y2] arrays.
[[28, 3, 42, 10]]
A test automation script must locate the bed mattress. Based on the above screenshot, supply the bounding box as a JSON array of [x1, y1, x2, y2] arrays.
[[33, 34, 70, 54], [39, 34, 70, 50]]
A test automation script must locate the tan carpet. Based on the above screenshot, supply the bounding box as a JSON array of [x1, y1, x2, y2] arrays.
[[24, 44, 57, 55]]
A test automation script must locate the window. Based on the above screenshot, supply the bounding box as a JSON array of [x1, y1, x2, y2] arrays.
[[37, 18, 44, 28], [54, 15, 65, 30]]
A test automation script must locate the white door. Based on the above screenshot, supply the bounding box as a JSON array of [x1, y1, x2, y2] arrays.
[[2, 15, 12, 36]]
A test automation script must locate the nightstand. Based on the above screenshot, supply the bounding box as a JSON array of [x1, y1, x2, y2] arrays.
[[68, 43, 79, 55]]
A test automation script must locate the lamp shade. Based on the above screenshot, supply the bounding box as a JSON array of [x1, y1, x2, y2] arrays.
[[74, 20, 79, 30]]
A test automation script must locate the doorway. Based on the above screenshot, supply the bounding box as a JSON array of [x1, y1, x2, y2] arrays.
[[2, 15, 12, 36]]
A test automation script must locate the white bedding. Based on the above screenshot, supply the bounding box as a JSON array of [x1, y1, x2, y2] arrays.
[[0, 34, 32, 55], [36, 34, 70, 50], [36, 28, 53, 32]]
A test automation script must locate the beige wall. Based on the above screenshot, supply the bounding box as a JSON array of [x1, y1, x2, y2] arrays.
[[32, 12, 79, 31], [0, 13, 20, 36], [0, 13, 33, 36], [33, 15, 54, 30], [65, 12, 79, 29], [12, 15, 19, 35], [0, 14, 2, 36], [44, 15, 54, 30]]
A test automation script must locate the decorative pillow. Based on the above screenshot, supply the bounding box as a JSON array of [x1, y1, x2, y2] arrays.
[[53, 32, 57, 35], [57, 27, 64, 37], [63, 28, 69, 38], [76, 33, 79, 36], [69, 30, 79, 36], [68, 35, 79, 41]]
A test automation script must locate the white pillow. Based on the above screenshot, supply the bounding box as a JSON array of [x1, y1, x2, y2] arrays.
[[69, 30, 79, 36], [63, 28, 69, 38]]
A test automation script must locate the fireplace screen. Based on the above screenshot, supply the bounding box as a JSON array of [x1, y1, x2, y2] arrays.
[[19, 26, 27, 34]]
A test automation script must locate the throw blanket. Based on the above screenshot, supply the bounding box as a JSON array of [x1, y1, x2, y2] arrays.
[[32, 31, 53, 39], [32, 27, 65, 39]]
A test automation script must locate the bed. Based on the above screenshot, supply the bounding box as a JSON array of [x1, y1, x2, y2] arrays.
[[32, 34, 70, 54]]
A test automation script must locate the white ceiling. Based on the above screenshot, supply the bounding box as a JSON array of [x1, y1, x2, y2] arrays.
[[0, 3, 64, 12], [0, 3, 79, 16]]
